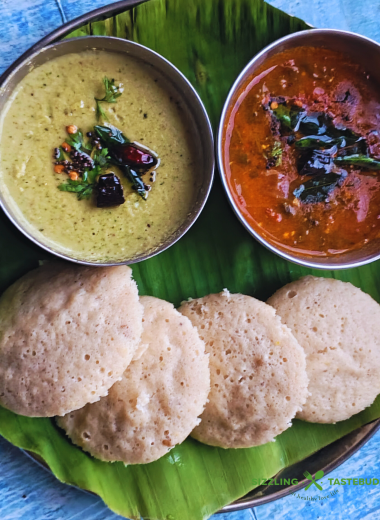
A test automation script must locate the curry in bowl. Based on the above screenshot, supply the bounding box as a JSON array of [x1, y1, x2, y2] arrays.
[[222, 45, 380, 258], [0, 46, 205, 263]]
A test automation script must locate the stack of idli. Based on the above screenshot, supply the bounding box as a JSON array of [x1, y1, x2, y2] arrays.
[[1, 264, 380, 464]]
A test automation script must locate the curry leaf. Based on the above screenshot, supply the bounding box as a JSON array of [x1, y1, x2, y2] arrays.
[[295, 134, 347, 149], [293, 172, 346, 203], [270, 103, 302, 132], [122, 165, 148, 199], [333, 154, 380, 170], [336, 138, 368, 157], [297, 147, 337, 176], [94, 124, 130, 146], [294, 111, 328, 135]]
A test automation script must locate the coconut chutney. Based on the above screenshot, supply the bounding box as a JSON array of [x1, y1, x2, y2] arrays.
[[0, 50, 199, 262]]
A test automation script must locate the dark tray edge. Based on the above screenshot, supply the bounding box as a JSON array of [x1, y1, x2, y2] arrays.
[[221, 418, 380, 511]]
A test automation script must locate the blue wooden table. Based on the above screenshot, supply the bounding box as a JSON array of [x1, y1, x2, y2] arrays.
[[1, 1, 380, 519]]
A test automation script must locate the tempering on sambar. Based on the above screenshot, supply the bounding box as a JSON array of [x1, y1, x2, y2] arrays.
[[223, 47, 380, 257], [0, 50, 199, 262]]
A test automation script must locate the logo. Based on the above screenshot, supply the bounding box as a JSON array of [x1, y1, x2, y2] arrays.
[[304, 470, 324, 490], [253, 469, 379, 503]]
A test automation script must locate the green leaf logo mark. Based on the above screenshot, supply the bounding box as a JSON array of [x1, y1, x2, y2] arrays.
[[304, 470, 324, 491]]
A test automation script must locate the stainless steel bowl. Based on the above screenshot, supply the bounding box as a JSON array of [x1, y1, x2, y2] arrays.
[[217, 29, 380, 270], [0, 36, 214, 266]]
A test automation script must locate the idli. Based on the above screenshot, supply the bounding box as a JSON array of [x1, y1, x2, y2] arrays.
[[179, 290, 308, 448], [0, 263, 143, 417], [267, 275, 380, 423], [57, 296, 210, 464]]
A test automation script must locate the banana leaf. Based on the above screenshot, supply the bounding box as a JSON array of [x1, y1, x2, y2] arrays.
[[1, 0, 380, 519]]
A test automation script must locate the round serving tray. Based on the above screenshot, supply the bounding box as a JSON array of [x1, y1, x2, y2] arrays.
[[2, 0, 380, 512]]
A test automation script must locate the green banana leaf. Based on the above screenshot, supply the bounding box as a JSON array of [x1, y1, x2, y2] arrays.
[[1, 0, 380, 519]]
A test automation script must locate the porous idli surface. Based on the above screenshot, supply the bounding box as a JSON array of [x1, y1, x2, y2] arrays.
[[178, 291, 308, 448], [267, 275, 380, 423], [0, 263, 143, 417], [57, 296, 210, 464]]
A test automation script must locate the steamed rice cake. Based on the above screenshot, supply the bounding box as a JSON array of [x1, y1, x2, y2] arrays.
[[267, 275, 380, 423], [57, 296, 210, 464], [179, 290, 308, 448], [0, 263, 143, 417]]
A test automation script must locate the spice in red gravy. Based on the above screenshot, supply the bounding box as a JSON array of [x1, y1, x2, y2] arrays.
[[223, 47, 380, 257]]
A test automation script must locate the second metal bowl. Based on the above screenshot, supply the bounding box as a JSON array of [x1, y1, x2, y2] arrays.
[[218, 29, 380, 270]]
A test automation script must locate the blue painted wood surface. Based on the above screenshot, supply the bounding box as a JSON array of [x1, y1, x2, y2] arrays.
[[0, 0, 380, 519]]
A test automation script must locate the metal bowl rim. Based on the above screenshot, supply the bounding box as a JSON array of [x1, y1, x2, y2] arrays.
[[0, 34, 214, 266], [217, 28, 380, 270]]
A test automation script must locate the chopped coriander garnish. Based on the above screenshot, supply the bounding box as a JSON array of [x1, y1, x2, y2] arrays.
[[92, 147, 111, 167], [56, 126, 112, 201], [54, 117, 158, 205], [58, 147, 110, 201], [94, 77, 123, 121], [58, 179, 94, 200], [65, 129, 92, 152]]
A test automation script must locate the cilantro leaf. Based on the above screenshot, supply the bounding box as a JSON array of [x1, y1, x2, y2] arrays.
[[58, 178, 94, 200], [88, 165, 102, 184], [78, 186, 94, 200], [57, 126, 115, 202], [94, 77, 123, 121], [265, 140, 282, 168], [65, 130, 92, 152], [93, 147, 110, 168], [95, 101, 108, 122], [55, 147, 66, 161], [99, 77, 122, 104], [58, 181, 87, 193]]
